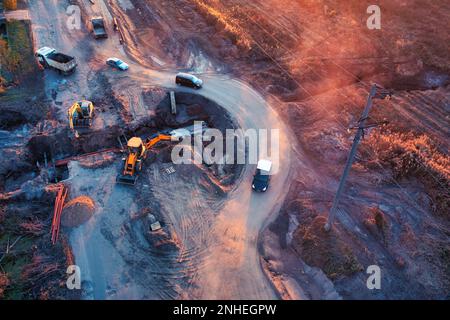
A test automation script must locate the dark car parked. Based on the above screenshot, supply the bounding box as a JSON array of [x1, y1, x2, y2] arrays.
[[175, 73, 203, 89], [252, 160, 272, 192]]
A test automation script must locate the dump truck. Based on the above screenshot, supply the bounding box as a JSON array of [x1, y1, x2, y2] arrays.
[[91, 17, 108, 39], [35, 47, 77, 75]]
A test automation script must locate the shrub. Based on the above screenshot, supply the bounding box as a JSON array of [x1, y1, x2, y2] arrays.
[[4, 0, 18, 10]]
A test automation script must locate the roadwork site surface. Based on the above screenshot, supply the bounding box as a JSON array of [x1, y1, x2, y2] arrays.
[[0, 0, 448, 300]]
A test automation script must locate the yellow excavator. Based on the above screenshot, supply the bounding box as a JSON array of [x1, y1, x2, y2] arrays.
[[68, 100, 94, 130], [116, 133, 173, 185]]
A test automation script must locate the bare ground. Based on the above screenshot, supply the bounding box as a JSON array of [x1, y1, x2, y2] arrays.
[[108, 0, 450, 299], [1, 0, 449, 300]]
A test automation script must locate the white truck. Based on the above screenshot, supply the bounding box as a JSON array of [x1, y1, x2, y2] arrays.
[[35, 47, 77, 75]]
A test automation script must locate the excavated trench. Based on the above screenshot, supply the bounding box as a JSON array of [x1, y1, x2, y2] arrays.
[[23, 90, 244, 183], [0, 111, 29, 131], [1, 88, 246, 298]]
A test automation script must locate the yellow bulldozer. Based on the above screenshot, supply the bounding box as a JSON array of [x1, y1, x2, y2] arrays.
[[116, 133, 173, 185], [68, 100, 94, 130]]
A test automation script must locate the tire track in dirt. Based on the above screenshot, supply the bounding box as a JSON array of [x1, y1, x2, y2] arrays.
[[391, 93, 450, 146], [108, 71, 295, 299], [29, 0, 296, 300], [146, 162, 220, 297]]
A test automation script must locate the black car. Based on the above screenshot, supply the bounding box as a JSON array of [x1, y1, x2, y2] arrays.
[[175, 73, 203, 89], [252, 160, 272, 192]]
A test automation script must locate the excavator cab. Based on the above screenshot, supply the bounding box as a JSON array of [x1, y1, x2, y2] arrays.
[[127, 137, 146, 158], [68, 100, 94, 130], [80, 101, 92, 117], [116, 137, 145, 185]]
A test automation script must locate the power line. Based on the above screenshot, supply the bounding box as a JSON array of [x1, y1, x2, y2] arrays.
[[245, 2, 384, 91], [239, 5, 449, 197], [218, 4, 446, 229], [325, 84, 388, 231]]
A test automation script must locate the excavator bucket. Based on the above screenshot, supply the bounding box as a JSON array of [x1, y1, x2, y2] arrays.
[[116, 173, 138, 185], [116, 152, 139, 185]]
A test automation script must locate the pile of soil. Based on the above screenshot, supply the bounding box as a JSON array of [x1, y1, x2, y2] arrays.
[[61, 196, 95, 228]]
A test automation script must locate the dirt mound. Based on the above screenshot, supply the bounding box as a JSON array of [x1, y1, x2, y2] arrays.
[[61, 196, 95, 227]]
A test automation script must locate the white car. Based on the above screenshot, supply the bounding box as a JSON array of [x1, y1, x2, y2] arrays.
[[106, 57, 129, 71], [252, 159, 272, 192]]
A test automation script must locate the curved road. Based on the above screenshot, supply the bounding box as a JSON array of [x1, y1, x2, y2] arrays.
[[131, 72, 293, 299], [29, 0, 294, 299]]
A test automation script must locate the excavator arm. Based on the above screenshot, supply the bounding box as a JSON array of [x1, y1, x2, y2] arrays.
[[68, 103, 83, 130], [144, 134, 172, 149]]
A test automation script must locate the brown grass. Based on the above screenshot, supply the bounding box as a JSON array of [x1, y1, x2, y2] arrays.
[[193, 0, 252, 49], [370, 130, 450, 217], [363, 207, 389, 245], [0, 273, 10, 299], [375, 131, 449, 180], [292, 215, 363, 280]]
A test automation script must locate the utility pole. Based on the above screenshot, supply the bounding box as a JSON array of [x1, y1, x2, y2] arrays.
[[324, 84, 390, 231]]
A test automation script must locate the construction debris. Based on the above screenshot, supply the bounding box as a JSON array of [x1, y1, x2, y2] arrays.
[[51, 184, 68, 245], [147, 213, 162, 231], [169, 91, 177, 115], [150, 221, 162, 231]]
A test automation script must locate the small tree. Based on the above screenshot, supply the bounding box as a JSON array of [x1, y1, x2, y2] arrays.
[[4, 0, 18, 10], [0, 273, 10, 299], [0, 38, 20, 82]]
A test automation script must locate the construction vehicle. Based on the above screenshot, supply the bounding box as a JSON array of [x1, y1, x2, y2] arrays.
[[35, 47, 77, 75], [68, 100, 94, 130], [116, 133, 173, 185], [91, 17, 108, 39], [252, 159, 272, 192], [0, 4, 6, 39]]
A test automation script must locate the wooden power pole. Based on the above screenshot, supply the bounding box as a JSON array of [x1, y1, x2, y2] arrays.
[[325, 84, 390, 231]]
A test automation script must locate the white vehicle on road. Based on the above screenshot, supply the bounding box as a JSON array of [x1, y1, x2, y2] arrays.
[[252, 159, 272, 192], [106, 57, 129, 71]]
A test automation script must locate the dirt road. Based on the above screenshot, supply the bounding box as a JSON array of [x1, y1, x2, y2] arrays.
[[136, 72, 295, 299], [28, 0, 297, 299]]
